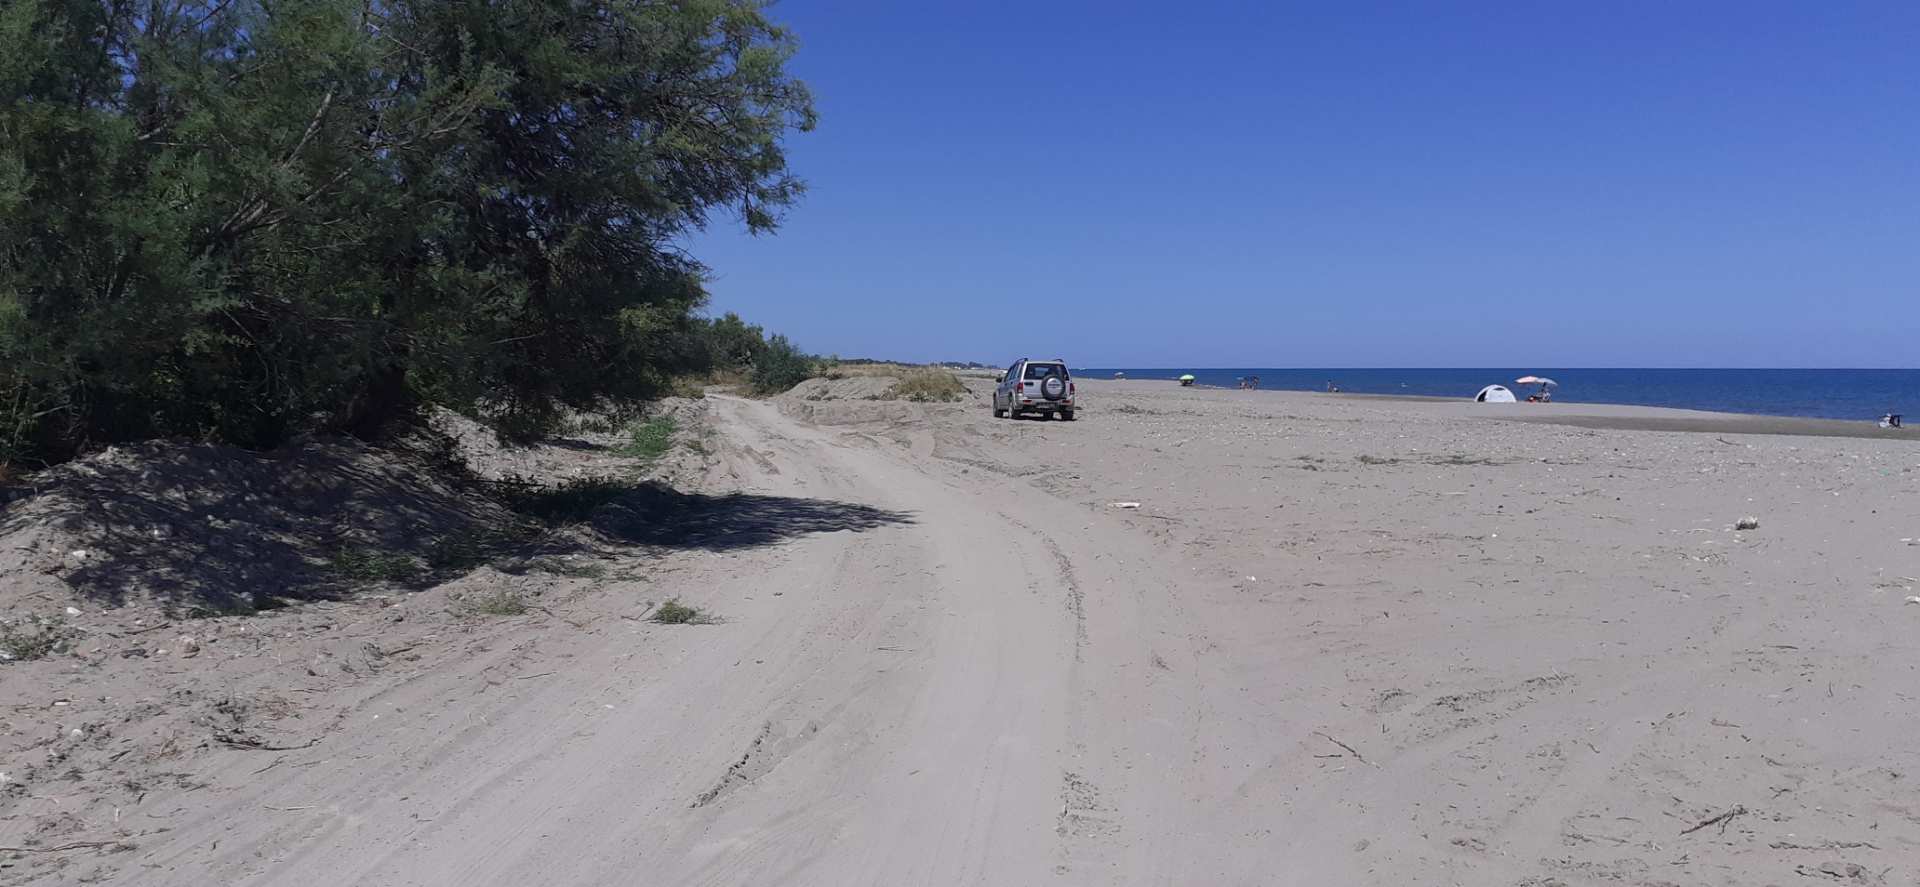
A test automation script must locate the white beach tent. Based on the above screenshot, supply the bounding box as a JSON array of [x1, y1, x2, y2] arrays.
[[1475, 384, 1517, 403]]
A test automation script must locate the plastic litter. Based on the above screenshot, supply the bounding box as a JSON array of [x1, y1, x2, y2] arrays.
[[1735, 516, 1760, 530], [1109, 502, 1142, 509]]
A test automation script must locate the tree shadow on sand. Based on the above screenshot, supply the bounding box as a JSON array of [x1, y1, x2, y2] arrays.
[[0, 441, 512, 613], [581, 484, 913, 550], [1, 443, 912, 616]]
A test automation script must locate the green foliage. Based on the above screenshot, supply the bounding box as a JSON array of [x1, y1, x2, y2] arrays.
[[616, 417, 676, 461], [750, 334, 816, 394], [697, 312, 769, 371], [652, 599, 704, 624], [0, 0, 814, 463]]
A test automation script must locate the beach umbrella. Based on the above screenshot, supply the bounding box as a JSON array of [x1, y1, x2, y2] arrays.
[[1178, 374, 1195, 382], [1515, 375, 1557, 387]]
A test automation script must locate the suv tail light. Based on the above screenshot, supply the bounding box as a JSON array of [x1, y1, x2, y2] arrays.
[[1015, 382, 1025, 393], [1069, 382, 1076, 396]]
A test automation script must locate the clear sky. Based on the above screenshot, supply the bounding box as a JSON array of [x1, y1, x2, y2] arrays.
[[686, 1, 1920, 368]]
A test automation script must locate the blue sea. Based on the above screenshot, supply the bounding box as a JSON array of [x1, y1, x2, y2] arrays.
[[1076, 368, 1918, 423]]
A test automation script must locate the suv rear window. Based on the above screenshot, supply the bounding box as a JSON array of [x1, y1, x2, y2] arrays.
[[1023, 363, 1068, 380]]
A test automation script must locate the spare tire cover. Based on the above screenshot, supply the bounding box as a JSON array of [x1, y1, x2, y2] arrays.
[[1041, 375, 1066, 400]]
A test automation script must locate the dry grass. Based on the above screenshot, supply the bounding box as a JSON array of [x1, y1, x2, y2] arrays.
[[459, 589, 530, 617], [1, 616, 72, 661], [668, 376, 710, 398], [807, 363, 968, 402], [884, 369, 966, 403], [821, 362, 914, 380]]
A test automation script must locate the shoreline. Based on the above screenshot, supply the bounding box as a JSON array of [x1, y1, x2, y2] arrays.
[[1087, 380, 1913, 441]]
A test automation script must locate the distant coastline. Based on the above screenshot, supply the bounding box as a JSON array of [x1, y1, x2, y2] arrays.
[[1076, 368, 1915, 424]]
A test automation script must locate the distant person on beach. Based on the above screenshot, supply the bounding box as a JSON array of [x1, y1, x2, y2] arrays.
[[1326, 380, 1339, 393]]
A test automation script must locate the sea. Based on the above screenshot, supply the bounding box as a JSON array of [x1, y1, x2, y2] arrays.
[[1075, 368, 1919, 423]]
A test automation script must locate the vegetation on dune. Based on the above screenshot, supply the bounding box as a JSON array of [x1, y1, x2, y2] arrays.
[[617, 417, 678, 462], [822, 363, 909, 379], [459, 589, 530, 617], [0, 0, 815, 466], [329, 546, 427, 584], [750, 334, 819, 395], [884, 369, 966, 402], [652, 599, 706, 624]]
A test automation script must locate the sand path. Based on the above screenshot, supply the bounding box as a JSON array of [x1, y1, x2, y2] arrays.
[[117, 396, 1208, 885]]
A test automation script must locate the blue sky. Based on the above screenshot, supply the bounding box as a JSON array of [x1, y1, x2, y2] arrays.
[[686, 1, 1920, 367]]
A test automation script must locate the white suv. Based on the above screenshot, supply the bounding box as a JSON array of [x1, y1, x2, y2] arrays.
[[992, 359, 1076, 421]]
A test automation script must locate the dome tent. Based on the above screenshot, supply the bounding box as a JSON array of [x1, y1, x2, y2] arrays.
[[1475, 384, 1517, 403]]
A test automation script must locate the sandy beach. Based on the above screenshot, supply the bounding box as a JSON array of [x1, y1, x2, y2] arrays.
[[5, 378, 1917, 886], [1327, 389, 1915, 440]]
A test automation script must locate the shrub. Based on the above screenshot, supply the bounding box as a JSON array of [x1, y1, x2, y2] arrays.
[[750, 335, 817, 395], [0, 0, 814, 463], [652, 599, 704, 624]]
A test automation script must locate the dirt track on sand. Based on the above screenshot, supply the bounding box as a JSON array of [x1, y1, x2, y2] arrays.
[[7, 382, 1919, 885]]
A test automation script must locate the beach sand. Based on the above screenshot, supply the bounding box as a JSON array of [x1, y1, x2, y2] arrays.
[[1333, 389, 1914, 440], [839, 378, 1920, 884], [6, 378, 1916, 885]]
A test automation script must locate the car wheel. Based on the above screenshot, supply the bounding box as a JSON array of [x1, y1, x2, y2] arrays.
[[992, 393, 1004, 418], [1061, 409, 1075, 421]]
